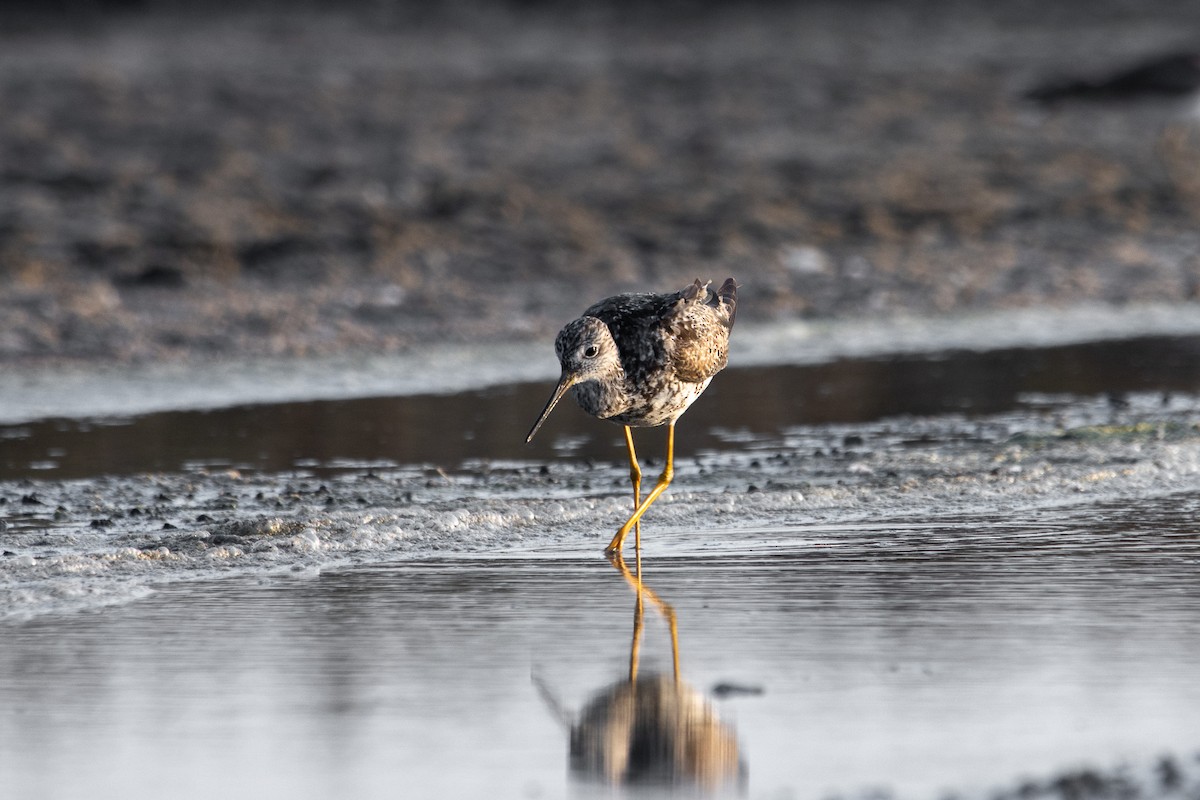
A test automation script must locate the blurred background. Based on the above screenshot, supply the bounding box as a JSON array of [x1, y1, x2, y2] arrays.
[[3, 0, 1200, 367]]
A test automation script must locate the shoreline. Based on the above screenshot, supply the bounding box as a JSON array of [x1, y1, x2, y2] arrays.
[[3, 390, 1200, 622], [2, 301, 1199, 425]]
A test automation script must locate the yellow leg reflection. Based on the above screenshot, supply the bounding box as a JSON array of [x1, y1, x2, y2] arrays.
[[561, 551, 743, 789], [606, 423, 675, 556], [607, 551, 680, 684]]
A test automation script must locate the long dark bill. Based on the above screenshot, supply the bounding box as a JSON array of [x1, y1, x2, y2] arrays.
[[525, 373, 576, 443]]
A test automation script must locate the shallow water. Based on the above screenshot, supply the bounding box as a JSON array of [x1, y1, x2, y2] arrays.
[[1, 494, 1198, 800], [4, 334, 1200, 481], [4, 331, 1200, 797]]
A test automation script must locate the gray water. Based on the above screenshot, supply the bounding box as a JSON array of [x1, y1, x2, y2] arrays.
[[4, 334, 1200, 481], [4, 333, 1200, 799], [1, 494, 1198, 800]]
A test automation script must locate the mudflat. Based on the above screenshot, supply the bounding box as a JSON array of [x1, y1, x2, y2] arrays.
[[3, 1, 1200, 365]]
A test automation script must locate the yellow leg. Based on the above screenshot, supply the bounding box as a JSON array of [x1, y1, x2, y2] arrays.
[[623, 426, 643, 553], [605, 422, 676, 555]]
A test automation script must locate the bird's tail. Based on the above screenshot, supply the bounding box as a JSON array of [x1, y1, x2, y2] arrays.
[[716, 277, 737, 326]]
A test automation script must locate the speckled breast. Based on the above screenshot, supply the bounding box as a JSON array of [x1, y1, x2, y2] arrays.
[[600, 376, 714, 428]]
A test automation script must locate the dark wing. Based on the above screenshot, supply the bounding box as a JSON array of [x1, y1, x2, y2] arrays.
[[584, 290, 679, 388], [584, 279, 737, 386]]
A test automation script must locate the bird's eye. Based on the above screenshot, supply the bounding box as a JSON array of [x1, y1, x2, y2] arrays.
[[583, 345, 599, 359]]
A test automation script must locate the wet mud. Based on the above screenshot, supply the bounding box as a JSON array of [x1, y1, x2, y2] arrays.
[[4, 2, 1200, 365], [5, 345, 1200, 621]]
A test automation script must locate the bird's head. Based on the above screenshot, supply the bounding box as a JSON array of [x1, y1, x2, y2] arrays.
[[526, 316, 619, 443]]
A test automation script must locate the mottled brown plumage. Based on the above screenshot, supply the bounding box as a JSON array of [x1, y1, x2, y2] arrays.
[[526, 278, 737, 554]]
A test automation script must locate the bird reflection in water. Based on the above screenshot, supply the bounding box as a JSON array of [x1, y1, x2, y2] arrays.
[[540, 552, 746, 794]]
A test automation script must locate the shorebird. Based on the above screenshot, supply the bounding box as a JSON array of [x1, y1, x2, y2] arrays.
[[526, 278, 737, 554]]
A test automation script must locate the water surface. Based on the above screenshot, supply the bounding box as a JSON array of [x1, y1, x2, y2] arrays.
[[4, 334, 1200, 481], [2, 494, 1197, 800]]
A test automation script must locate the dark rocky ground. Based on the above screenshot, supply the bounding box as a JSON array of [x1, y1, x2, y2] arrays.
[[3, 0, 1200, 366]]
